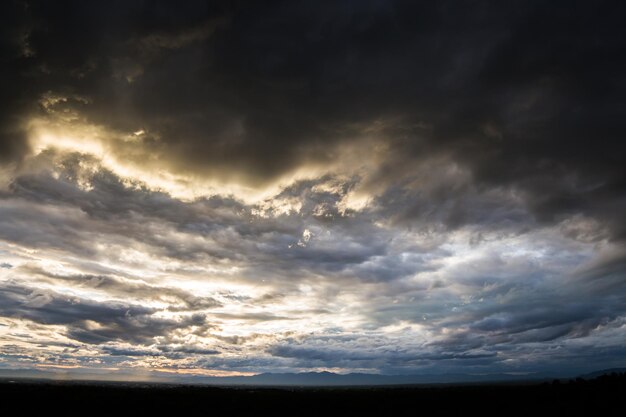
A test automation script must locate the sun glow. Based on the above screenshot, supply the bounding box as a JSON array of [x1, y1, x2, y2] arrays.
[[26, 119, 347, 205]]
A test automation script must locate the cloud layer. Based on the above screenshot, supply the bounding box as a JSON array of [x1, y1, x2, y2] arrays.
[[0, 0, 625, 378]]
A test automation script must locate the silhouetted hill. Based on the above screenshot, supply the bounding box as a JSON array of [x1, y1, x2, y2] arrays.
[[212, 371, 550, 386], [0, 373, 624, 417], [578, 368, 626, 379]]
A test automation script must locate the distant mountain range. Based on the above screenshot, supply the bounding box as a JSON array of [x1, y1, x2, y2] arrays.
[[1, 367, 624, 386], [576, 368, 626, 380], [196, 371, 547, 386]]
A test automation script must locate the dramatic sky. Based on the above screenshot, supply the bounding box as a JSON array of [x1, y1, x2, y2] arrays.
[[1, 0, 625, 379]]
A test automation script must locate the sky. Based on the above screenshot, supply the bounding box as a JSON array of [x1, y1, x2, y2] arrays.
[[0, 0, 625, 380]]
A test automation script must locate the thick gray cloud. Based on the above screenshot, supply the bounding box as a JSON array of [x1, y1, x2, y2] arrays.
[[0, 282, 152, 326], [26, 268, 222, 311], [0, 0, 625, 378], [0, 282, 203, 346], [1, 141, 624, 376]]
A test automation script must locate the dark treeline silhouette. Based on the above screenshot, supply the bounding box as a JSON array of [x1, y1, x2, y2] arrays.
[[1, 372, 624, 416]]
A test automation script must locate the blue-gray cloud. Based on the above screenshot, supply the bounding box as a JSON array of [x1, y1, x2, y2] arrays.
[[0, 0, 625, 378]]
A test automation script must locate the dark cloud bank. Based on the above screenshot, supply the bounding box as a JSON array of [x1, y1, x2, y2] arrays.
[[0, 0, 625, 378]]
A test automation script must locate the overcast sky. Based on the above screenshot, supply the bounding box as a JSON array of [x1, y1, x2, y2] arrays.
[[0, 0, 625, 379]]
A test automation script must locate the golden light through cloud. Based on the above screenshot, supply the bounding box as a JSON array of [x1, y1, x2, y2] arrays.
[[26, 117, 352, 206], [0, 134, 623, 377], [0, 127, 382, 374]]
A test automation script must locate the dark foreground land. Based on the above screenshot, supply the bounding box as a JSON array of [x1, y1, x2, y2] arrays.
[[1, 373, 624, 416]]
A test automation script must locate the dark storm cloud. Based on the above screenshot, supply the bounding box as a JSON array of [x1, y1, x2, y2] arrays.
[[0, 281, 208, 345], [0, 281, 148, 325], [67, 312, 206, 345], [0, 0, 33, 163], [1, 0, 626, 377], [0, 1, 622, 232]]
